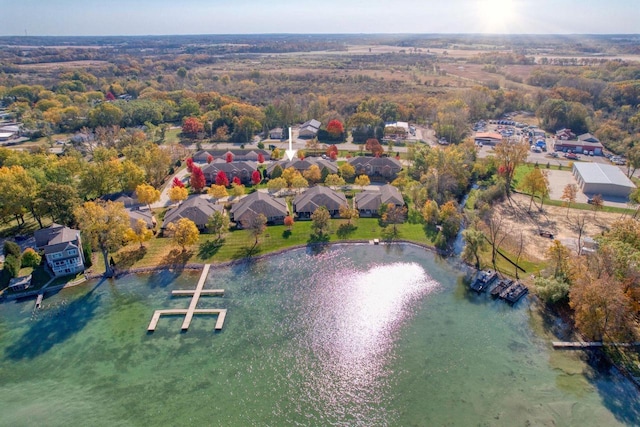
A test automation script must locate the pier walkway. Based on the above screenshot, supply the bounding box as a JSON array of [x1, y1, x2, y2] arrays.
[[553, 341, 640, 349], [147, 264, 227, 332]]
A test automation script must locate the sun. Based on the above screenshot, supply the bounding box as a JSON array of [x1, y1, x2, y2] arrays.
[[476, 0, 520, 33]]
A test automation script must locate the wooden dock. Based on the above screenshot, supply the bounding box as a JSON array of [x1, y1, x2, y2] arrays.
[[147, 264, 227, 332], [553, 341, 640, 349], [34, 294, 43, 310]]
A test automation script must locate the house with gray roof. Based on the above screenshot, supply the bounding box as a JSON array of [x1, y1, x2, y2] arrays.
[[193, 149, 270, 163], [102, 192, 140, 209], [202, 159, 258, 185], [126, 208, 156, 229], [34, 224, 85, 277], [162, 196, 224, 230], [293, 186, 347, 219], [230, 191, 288, 227], [266, 157, 338, 177], [202, 160, 258, 185], [348, 156, 402, 181], [354, 184, 404, 217], [299, 119, 321, 138]]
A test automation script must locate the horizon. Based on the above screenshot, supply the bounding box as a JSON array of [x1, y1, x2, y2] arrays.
[[3, 0, 639, 37]]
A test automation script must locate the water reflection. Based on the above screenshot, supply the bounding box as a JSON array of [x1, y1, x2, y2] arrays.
[[294, 261, 438, 423]]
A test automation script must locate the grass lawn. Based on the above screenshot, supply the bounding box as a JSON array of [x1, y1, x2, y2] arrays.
[[110, 218, 438, 271], [477, 246, 546, 280]]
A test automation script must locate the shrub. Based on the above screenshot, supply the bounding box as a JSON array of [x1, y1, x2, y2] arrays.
[[83, 240, 93, 268], [3, 241, 21, 258], [4, 254, 21, 278], [407, 208, 424, 224], [257, 141, 264, 149], [21, 248, 41, 268]]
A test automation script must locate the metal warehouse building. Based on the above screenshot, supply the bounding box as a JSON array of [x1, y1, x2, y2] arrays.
[[572, 163, 636, 198]]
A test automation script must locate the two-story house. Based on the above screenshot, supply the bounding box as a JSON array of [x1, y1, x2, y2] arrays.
[[34, 224, 85, 277]]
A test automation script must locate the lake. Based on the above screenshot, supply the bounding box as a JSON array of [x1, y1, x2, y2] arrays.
[[0, 244, 638, 426]]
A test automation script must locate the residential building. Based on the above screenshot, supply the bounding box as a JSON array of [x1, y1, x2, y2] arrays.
[[266, 157, 338, 177], [355, 184, 404, 217], [299, 119, 321, 139], [293, 186, 347, 219], [230, 191, 288, 226], [269, 128, 284, 140], [192, 149, 270, 163], [34, 224, 85, 277], [162, 195, 224, 230], [202, 160, 258, 185], [348, 156, 402, 181]]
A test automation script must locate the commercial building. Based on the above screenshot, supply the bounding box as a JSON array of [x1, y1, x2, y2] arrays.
[[572, 163, 636, 199]]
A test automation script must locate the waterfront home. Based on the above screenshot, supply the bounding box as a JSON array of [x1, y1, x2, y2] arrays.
[[34, 224, 85, 277], [354, 184, 404, 217], [162, 196, 223, 230], [230, 191, 288, 226], [8, 275, 32, 292], [293, 186, 347, 219]]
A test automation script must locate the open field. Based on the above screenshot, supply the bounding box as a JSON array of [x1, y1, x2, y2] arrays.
[[15, 60, 110, 70]]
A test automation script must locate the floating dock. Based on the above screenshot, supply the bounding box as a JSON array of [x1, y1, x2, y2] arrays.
[[470, 269, 498, 292], [491, 278, 512, 298], [147, 264, 227, 332]]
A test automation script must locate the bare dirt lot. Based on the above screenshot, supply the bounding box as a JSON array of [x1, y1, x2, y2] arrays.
[[488, 193, 627, 263]]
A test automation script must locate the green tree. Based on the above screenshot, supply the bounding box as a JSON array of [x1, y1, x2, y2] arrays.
[[534, 276, 571, 305], [88, 102, 124, 127], [207, 211, 230, 239], [21, 248, 41, 268], [311, 206, 331, 237], [461, 227, 486, 269], [74, 201, 130, 277]]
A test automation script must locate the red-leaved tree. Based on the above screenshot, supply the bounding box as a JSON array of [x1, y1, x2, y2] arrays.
[[190, 166, 206, 192], [225, 152, 233, 163], [105, 92, 116, 101], [186, 157, 194, 173], [326, 144, 338, 156], [172, 177, 185, 188], [215, 170, 229, 187], [206, 154, 214, 164], [257, 153, 265, 164], [232, 176, 241, 186], [284, 215, 294, 230], [327, 120, 344, 138], [182, 117, 204, 138], [251, 170, 262, 185], [365, 138, 384, 157], [330, 151, 338, 160]]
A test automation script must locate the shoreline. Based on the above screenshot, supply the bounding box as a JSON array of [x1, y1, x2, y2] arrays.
[[92, 239, 447, 280]]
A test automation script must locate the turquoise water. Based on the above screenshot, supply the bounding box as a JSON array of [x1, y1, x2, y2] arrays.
[[0, 244, 638, 426]]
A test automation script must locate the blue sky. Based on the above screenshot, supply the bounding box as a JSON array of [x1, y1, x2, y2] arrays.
[[3, 0, 639, 36]]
